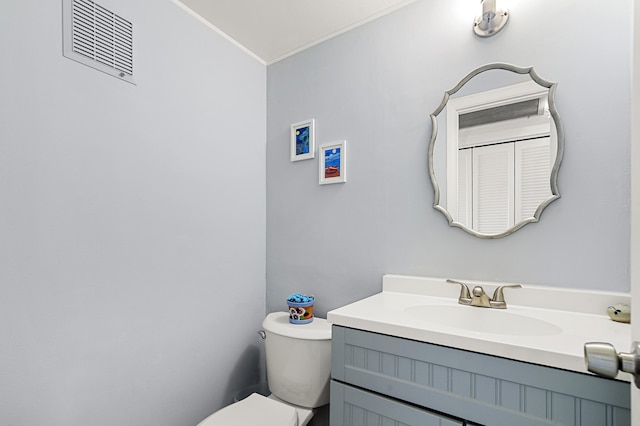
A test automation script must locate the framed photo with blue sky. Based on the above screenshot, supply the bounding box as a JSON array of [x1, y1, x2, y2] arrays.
[[319, 140, 347, 185], [290, 119, 315, 162]]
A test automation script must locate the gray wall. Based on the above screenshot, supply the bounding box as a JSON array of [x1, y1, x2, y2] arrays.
[[0, 1, 266, 425], [266, 0, 633, 318], [0, 0, 632, 424]]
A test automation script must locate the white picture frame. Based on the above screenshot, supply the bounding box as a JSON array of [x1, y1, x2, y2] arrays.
[[319, 140, 347, 185], [290, 119, 315, 162]]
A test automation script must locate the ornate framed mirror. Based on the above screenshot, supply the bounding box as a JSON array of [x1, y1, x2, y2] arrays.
[[428, 63, 564, 238]]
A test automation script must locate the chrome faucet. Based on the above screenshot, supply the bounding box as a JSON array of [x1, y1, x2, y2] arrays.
[[446, 279, 521, 309]]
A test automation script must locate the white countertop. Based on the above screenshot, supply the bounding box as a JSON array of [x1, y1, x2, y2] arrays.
[[327, 275, 632, 381]]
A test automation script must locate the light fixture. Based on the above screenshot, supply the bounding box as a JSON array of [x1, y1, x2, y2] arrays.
[[473, 0, 509, 37]]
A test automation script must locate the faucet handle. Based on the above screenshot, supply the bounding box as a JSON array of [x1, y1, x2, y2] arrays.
[[446, 279, 472, 305], [490, 284, 522, 309]]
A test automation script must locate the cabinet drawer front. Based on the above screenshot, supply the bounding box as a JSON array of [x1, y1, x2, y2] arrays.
[[332, 326, 630, 426], [331, 381, 462, 426]]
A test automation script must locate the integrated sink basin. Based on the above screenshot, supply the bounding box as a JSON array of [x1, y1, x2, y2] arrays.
[[327, 275, 632, 376], [404, 304, 563, 336]]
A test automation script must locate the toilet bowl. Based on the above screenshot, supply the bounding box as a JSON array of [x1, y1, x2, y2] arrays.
[[197, 393, 297, 426], [197, 312, 332, 426]]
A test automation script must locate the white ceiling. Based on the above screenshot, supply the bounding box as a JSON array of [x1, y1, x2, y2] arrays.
[[176, 0, 418, 65]]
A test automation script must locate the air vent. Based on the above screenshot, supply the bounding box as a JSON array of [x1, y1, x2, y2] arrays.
[[63, 0, 135, 84], [459, 99, 539, 129]]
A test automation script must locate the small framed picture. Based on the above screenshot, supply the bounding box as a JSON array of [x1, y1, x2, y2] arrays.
[[319, 140, 347, 185], [290, 119, 315, 162]]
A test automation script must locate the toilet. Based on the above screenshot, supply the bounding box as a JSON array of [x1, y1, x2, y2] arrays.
[[197, 311, 332, 426]]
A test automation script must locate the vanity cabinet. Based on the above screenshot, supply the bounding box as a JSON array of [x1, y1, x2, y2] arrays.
[[330, 326, 630, 426]]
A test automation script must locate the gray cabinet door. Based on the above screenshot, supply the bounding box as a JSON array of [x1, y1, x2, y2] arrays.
[[331, 326, 630, 426], [331, 381, 462, 426]]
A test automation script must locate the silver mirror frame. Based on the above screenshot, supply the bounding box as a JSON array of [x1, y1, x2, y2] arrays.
[[428, 63, 564, 238]]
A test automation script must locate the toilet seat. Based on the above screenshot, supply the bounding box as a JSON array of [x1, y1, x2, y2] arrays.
[[197, 393, 297, 426]]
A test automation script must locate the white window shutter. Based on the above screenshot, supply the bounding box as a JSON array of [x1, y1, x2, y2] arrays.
[[515, 137, 552, 222], [472, 143, 515, 234]]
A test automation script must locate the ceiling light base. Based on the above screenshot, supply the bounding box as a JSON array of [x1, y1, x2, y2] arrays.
[[473, 9, 509, 37]]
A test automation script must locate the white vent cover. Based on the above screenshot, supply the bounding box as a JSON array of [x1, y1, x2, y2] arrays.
[[63, 0, 135, 84]]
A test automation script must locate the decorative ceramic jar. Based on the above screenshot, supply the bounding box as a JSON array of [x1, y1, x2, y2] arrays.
[[287, 293, 315, 324]]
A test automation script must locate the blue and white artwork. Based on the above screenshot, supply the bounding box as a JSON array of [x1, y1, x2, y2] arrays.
[[295, 126, 310, 155], [319, 140, 346, 184], [323, 147, 341, 178], [290, 119, 315, 162]]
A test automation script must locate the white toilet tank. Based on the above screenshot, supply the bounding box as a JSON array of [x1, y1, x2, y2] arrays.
[[262, 312, 332, 408]]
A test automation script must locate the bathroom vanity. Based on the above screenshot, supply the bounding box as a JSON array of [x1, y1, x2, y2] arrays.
[[327, 275, 631, 426]]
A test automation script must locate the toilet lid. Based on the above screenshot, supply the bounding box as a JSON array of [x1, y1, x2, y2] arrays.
[[197, 393, 297, 426]]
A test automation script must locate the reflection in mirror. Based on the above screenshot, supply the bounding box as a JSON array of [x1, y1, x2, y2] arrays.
[[428, 63, 564, 238]]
